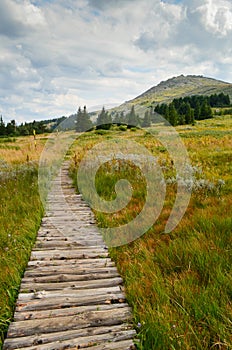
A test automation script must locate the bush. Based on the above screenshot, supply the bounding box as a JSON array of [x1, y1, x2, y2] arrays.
[[118, 125, 127, 131]]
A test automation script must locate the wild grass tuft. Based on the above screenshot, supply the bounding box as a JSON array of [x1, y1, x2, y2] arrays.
[[0, 141, 44, 348], [70, 115, 232, 349]]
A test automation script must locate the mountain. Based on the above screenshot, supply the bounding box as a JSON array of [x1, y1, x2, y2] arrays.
[[111, 75, 232, 116], [38, 75, 232, 130]]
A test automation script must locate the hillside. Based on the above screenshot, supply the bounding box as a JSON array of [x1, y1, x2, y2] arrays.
[[111, 75, 232, 116]]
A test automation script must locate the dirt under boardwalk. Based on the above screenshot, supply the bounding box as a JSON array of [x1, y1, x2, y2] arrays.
[[3, 162, 136, 350]]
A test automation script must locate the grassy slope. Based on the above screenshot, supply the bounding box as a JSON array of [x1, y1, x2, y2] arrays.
[[112, 75, 232, 114], [70, 115, 232, 349]]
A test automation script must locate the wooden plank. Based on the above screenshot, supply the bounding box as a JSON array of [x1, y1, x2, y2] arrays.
[[14, 303, 130, 321], [34, 242, 106, 250], [3, 324, 134, 349], [30, 249, 109, 260], [37, 229, 100, 237], [4, 331, 136, 350], [23, 269, 119, 280], [82, 339, 136, 350], [20, 277, 123, 292], [27, 258, 114, 268], [16, 292, 126, 312], [35, 240, 105, 248], [18, 286, 122, 301], [7, 308, 132, 338]]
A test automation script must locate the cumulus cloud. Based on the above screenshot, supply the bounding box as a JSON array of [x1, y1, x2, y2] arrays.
[[0, 0, 46, 37], [0, 0, 231, 122], [195, 0, 232, 37]]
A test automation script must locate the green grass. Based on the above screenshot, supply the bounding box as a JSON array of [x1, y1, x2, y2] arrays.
[[70, 116, 232, 349], [0, 162, 43, 348], [0, 118, 231, 349]]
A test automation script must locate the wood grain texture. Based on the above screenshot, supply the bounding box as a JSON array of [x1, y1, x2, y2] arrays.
[[3, 162, 136, 349]]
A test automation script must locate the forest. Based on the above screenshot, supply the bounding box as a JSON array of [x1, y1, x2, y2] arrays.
[[154, 92, 231, 126], [0, 116, 66, 137]]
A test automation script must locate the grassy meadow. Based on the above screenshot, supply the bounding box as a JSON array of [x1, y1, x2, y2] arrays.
[[0, 135, 47, 347], [70, 115, 232, 349], [0, 115, 231, 349]]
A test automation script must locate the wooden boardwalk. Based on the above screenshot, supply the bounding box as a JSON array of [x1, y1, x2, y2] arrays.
[[3, 163, 136, 350]]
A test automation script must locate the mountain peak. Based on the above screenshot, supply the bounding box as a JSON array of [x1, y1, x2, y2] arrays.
[[111, 74, 232, 115], [130, 74, 232, 106]]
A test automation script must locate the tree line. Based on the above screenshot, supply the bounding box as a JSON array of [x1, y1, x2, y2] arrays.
[[1, 92, 230, 136], [76, 92, 230, 132], [154, 93, 231, 126], [0, 116, 66, 136], [76, 105, 156, 132]]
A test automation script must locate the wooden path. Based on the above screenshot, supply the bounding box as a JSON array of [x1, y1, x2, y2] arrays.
[[3, 163, 136, 350]]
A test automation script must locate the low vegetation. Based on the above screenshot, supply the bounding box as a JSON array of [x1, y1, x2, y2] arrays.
[[70, 115, 232, 349], [0, 111, 231, 349], [0, 137, 44, 348]]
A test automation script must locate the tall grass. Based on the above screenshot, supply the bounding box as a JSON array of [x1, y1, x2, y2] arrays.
[[0, 153, 43, 348], [70, 119, 232, 349]]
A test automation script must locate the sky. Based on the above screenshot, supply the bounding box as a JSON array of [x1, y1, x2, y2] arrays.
[[0, 0, 232, 123]]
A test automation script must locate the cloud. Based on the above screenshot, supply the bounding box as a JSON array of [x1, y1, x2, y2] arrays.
[[195, 0, 232, 37], [0, 0, 46, 37], [0, 0, 231, 123]]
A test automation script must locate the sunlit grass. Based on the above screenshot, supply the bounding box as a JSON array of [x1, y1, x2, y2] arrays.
[[0, 135, 46, 348], [0, 135, 49, 164], [70, 116, 232, 349]]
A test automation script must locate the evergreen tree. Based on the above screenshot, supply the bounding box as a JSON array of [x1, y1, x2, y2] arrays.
[[168, 103, 178, 126], [113, 112, 120, 125], [178, 113, 185, 125], [185, 102, 192, 124], [127, 106, 140, 128], [194, 101, 201, 119], [114, 111, 127, 125], [0, 116, 6, 135], [142, 110, 151, 127], [6, 120, 16, 135], [163, 104, 170, 122], [96, 107, 112, 130], [76, 106, 93, 132], [200, 100, 212, 119]]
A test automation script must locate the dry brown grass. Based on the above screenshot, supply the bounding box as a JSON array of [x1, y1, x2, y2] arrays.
[[0, 135, 49, 164]]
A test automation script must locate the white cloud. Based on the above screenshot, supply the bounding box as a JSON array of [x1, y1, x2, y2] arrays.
[[195, 0, 232, 37], [0, 0, 231, 123]]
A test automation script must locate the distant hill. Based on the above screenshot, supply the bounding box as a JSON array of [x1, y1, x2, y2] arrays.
[[110, 75, 232, 116], [37, 75, 232, 130]]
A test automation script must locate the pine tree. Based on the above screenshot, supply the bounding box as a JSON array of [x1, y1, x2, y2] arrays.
[[76, 106, 93, 132], [127, 106, 140, 128], [185, 102, 192, 124], [96, 107, 112, 130], [168, 103, 178, 126], [194, 101, 201, 119], [142, 110, 151, 127], [163, 104, 170, 122], [200, 100, 212, 119], [6, 120, 16, 135], [0, 116, 6, 135], [114, 111, 126, 125]]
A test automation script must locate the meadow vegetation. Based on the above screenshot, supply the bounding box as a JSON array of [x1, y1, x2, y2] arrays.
[[0, 136, 45, 347], [70, 115, 232, 349], [0, 114, 231, 349]]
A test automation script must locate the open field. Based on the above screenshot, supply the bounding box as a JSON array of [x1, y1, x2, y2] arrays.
[[0, 136, 46, 347], [0, 115, 231, 349], [70, 115, 232, 349]]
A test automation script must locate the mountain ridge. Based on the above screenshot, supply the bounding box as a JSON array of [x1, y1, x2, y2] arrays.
[[111, 74, 232, 116]]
